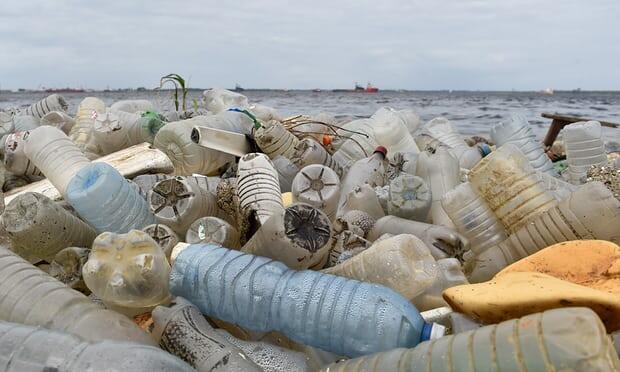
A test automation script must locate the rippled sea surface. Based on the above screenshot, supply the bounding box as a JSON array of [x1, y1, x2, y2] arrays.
[[2, 90, 619, 140]]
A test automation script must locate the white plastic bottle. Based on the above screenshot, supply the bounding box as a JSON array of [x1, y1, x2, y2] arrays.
[[425, 117, 482, 169], [254, 120, 300, 159], [339, 184, 386, 220], [23, 94, 68, 119], [186, 216, 241, 249], [69, 97, 106, 159], [563, 121, 608, 185], [387, 173, 432, 221], [202, 88, 249, 113], [110, 99, 155, 113], [142, 224, 180, 260], [3, 131, 44, 177], [40, 111, 76, 134], [291, 164, 340, 220], [291, 137, 344, 177], [337, 146, 387, 215], [272, 155, 300, 193]]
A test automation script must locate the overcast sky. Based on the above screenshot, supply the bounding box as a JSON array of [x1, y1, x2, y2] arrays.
[[1, 0, 618, 90]]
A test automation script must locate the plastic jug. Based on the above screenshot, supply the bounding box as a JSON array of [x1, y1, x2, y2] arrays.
[[425, 117, 482, 169], [387, 174, 431, 221], [338, 146, 387, 215], [441, 182, 508, 256], [254, 120, 300, 159], [49, 246, 90, 293], [152, 297, 261, 372], [110, 99, 155, 113], [202, 88, 249, 114], [83, 230, 171, 316], [242, 203, 332, 270], [69, 97, 106, 159], [416, 147, 460, 228], [468, 143, 557, 233], [170, 244, 441, 357], [466, 181, 620, 282], [23, 94, 68, 119], [4, 131, 44, 177], [2, 192, 97, 263], [66, 162, 156, 233], [142, 223, 180, 260], [491, 113, 557, 175], [321, 307, 619, 372], [40, 111, 75, 134], [291, 138, 344, 177], [23, 125, 91, 196], [563, 121, 608, 184], [186, 216, 241, 249], [0, 246, 155, 344], [291, 164, 340, 220]]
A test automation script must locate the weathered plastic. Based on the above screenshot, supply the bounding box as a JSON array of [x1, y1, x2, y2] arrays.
[[93, 110, 165, 154], [536, 170, 576, 200], [416, 147, 460, 228], [110, 99, 155, 113], [23, 94, 68, 119], [373, 107, 422, 135], [49, 247, 90, 293], [170, 244, 435, 357], [468, 143, 557, 233], [0, 321, 194, 372], [467, 181, 620, 282], [254, 120, 300, 159], [148, 176, 217, 235], [425, 117, 482, 169], [203, 88, 249, 113], [441, 182, 508, 256], [186, 216, 241, 249], [142, 223, 180, 259], [69, 97, 106, 159], [291, 164, 340, 220], [564, 121, 608, 184], [338, 147, 387, 215], [3, 131, 44, 177], [152, 297, 261, 372], [66, 162, 156, 233], [370, 107, 421, 155], [387, 173, 431, 221], [339, 184, 386, 220], [292, 137, 344, 177], [242, 203, 332, 269], [83, 230, 171, 315], [0, 246, 155, 345], [491, 113, 556, 175], [23, 125, 91, 196], [2, 192, 96, 263], [132, 173, 172, 197], [12, 115, 39, 132], [272, 155, 299, 193], [40, 110, 76, 134], [322, 307, 620, 372]]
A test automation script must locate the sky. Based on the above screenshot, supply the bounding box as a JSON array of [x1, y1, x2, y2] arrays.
[[0, 0, 619, 91]]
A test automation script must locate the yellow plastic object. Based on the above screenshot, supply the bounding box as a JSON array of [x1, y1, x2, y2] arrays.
[[282, 192, 293, 207], [498, 240, 620, 296], [443, 271, 620, 332]]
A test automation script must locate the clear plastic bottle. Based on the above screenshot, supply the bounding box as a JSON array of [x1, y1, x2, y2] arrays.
[[254, 120, 300, 159], [23, 125, 91, 196], [272, 155, 299, 193], [291, 138, 344, 177], [563, 121, 608, 185], [373, 107, 423, 135], [40, 111, 75, 134], [142, 223, 180, 260], [69, 97, 106, 160], [338, 146, 387, 215], [331, 119, 382, 169], [12, 115, 39, 132], [468, 143, 557, 233], [425, 117, 482, 169], [110, 99, 155, 113], [387, 174, 431, 221], [83, 230, 171, 315], [370, 107, 420, 155], [466, 181, 620, 282], [170, 244, 441, 357], [66, 162, 156, 233], [242, 203, 332, 270], [49, 246, 91, 293], [386, 151, 418, 180], [321, 307, 620, 372], [3, 131, 44, 177], [132, 173, 172, 198], [291, 164, 340, 220], [416, 147, 460, 228], [93, 110, 166, 154], [23, 94, 68, 119], [491, 113, 556, 175], [0, 246, 155, 345], [339, 184, 386, 220], [152, 297, 262, 372], [441, 182, 508, 256], [202, 88, 249, 113], [186, 216, 241, 249], [536, 170, 577, 201], [3, 192, 97, 263]]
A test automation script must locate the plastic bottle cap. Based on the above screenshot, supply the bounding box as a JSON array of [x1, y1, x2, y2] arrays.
[[322, 135, 333, 146], [478, 143, 492, 157], [374, 146, 388, 157], [421, 323, 446, 341]]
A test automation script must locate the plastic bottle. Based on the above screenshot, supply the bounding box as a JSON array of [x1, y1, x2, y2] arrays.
[[416, 147, 460, 228], [69, 97, 106, 159], [93, 110, 165, 154], [338, 146, 387, 214], [254, 120, 300, 159], [186, 216, 241, 249], [2, 192, 97, 263], [83, 230, 171, 316], [12, 115, 39, 132], [66, 162, 156, 233], [339, 184, 386, 220], [142, 223, 180, 260], [491, 113, 556, 175], [291, 138, 344, 177], [370, 107, 421, 155], [23, 94, 68, 119], [563, 121, 608, 184], [3, 131, 44, 177], [272, 155, 300, 193], [203, 88, 249, 113], [40, 110, 76, 134], [468, 143, 557, 233], [441, 182, 508, 256], [110, 99, 155, 113], [387, 174, 431, 221], [321, 307, 620, 372], [291, 164, 340, 220], [148, 176, 217, 235], [425, 117, 482, 169], [386, 151, 418, 180], [373, 107, 423, 135], [49, 246, 90, 293], [23, 125, 91, 196], [170, 244, 441, 357], [151, 297, 262, 372], [242, 203, 332, 270], [132, 173, 172, 197], [0, 246, 155, 345], [536, 170, 576, 201], [467, 181, 620, 282]]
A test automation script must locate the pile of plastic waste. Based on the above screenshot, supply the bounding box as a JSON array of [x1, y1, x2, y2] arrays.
[[0, 88, 618, 371]]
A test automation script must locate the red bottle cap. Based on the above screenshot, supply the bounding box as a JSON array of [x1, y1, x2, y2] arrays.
[[322, 135, 333, 146], [374, 146, 388, 157]]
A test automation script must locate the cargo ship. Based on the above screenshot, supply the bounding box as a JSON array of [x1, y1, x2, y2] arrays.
[[333, 82, 379, 93]]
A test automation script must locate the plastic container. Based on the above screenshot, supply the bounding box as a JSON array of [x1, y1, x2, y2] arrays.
[[83, 230, 171, 315], [185, 216, 241, 249], [69, 97, 106, 159], [0, 246, 155, 344], [291, 138, 344, 177], [373, 107, 423, 135], [425, 117, 482, 169], [416, 147, 460, 228], [563, 121, 608, 184], [242, 203, 332, 270], [322, 307, 619, 372], [536, 170, 577, 201], [23, 94, 68, 119], [291, 164, 340, 220], [3, 192, 97, 263], [110, 99, 155, 113], [3, 131, 44, 177], [386, 151, 418, 180], [272, 155, 299, 193], [132, 173, 172, 197], [148, 176, 217, 236], [93, 110, 165, 154], [370, 107, 421, 155], [170, 244, 440, 357], [338, 147, 387, 214], [468, 143, 557, 233], [40, 110, 76, 134], [152, 297, 261, 372], [49, 246, 90, 293], [441, 182, 508, 256], [254, 120, 300, 159], [387, 174, 431, 221], [491, 113, 556, 175], [339, 184, 386, 220], [202, 88, 249, 113], [23, 125, 91, 196], [142, 223, 180, 260], [12, 115, 39, 132], [66, 162, 156, 233], [467, 181, 620, 282]]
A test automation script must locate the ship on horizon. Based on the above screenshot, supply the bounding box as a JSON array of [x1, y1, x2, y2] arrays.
[[333, 82, 379, 93]]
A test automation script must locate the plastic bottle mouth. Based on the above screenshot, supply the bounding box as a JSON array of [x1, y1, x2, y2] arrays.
[[421, 323, 446, 342], [374, 145, 388, 157], [190, 128, 200, 144]]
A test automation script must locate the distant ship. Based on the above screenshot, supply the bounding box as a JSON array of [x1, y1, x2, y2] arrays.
[[333, 82, 379, 93]]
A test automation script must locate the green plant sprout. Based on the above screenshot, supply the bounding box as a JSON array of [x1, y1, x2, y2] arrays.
[[158, 73, 188, 112]]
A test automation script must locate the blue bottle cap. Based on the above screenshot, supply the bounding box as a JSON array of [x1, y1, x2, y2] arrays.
[[479, 143, 492, 157], [420, 323, 446, 342]]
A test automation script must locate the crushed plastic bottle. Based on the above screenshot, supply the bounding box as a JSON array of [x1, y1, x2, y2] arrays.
[[563, 120, 608, 184], [291, 164, 340, 220], [23, 94, 68, 119], [186, 216, 241, 249]]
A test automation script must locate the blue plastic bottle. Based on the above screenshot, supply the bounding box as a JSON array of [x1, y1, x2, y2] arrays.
[[66, 162, 156, 233], [170, 244, 439, 357]]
